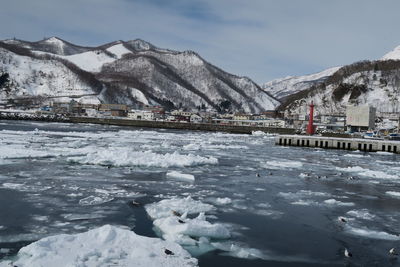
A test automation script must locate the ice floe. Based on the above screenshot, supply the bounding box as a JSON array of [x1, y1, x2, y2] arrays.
[[78, 195, 114, 206], [166, 171, 195, 182], [146, 196, 215, 221], [386, 191, 400, 198], [68, 149, 218, 168], [336, 166, 398, 180], [323, 199, 354, 207], [215, 197, 232, 205], [344, 225, 400, 241], [346, 209, 375, 220], [0, 225, 198, 267], [264, 160, 303, 169], [145, 197, 233, 254]]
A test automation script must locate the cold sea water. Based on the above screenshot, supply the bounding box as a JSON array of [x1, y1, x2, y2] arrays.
[[0, 120, 399, 266]]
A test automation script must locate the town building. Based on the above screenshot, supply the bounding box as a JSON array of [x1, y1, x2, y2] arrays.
[[346, 105, 376, 132]]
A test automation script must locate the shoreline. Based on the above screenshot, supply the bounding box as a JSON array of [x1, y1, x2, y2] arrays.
[[0, 114, 295, 135]]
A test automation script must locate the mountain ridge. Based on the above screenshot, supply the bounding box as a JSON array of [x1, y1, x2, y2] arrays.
[[0, 37, 279, 112]]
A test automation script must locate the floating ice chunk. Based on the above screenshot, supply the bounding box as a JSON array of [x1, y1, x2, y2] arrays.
[[376, 151, 394, 155], [345, 225, 400, 240], [62, 213, 106, 221], [78, 195, 114, 206], [166, 171, 195, 182], [32, 215, 49, 222], [1, 183, 25, 190], [264, 160, 303, 169], [154, 213, 230, 243], [0, 225, 198, 267], [68, 149, 218, 168], [251, 131, 267, 136], [346, 209, 375, 220], [291, 200, 317, 206], [344, 154, 370, 158], [215, 197, 232, 205], [323, 199, 355, 207], [145, 196, 215, 220], [336, 166, 398, 179], [212, 242, 266, 260], [386, 191, 400, 198], [182, 144, 201, 150]]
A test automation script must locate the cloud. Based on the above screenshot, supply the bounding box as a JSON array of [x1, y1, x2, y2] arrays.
[[1, 0, 400, 83]]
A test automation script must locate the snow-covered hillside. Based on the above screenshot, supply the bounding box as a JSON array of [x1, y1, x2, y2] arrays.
[[262, 66, 340, 100], [381, 45, 400, 60], [0, 37, 279, 112], [278, 60, 400, 115], [0, 47, 101, 105]]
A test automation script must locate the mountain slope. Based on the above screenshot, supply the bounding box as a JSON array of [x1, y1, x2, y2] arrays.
[[0, 38, 279, 112], [262, 66, 341, 101], [277, 60, 400, 115]]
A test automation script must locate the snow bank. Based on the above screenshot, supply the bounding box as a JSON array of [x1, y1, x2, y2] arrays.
[[68, 149, 218, 168], [0, 225, 198, 267], [166, 171, 195, 182]]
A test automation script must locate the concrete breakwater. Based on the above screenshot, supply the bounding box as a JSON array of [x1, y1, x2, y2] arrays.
[[69, 116, 296, 134], [276, 134, 400, 154]]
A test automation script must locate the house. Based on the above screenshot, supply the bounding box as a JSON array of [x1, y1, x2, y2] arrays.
[[190, 114, 203, 123], [127, 110, 154, 120], [99, 104, 128, 117], [233, 113, 252, 120]]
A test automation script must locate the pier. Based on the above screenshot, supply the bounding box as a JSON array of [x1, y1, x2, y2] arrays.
[[275, 135, 400, 154]]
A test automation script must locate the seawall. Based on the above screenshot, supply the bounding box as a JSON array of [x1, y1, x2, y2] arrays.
[[69, 117, 296, 134]]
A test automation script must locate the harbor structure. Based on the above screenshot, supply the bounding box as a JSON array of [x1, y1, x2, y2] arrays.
[[346, 105, 376, 132], [276, 134, 399, 154]]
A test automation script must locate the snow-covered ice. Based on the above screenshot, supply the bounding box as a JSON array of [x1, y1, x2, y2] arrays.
[[0, 225, 198, 267], [145, 197, 214, 220], [68, 149, 218, 168], [264, 160, 303, 169], [166, 171, 195, 182]]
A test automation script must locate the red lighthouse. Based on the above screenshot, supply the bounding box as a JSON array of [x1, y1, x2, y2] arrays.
[[306, 101, 315, 135]]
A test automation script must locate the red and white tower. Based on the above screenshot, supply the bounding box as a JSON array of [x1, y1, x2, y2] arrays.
[[306, 101, 315, 135]]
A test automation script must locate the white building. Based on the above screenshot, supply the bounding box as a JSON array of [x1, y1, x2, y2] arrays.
[[190, 114, 203, 123], [128, 110, 154, 120], [346, 105, 376, 131]]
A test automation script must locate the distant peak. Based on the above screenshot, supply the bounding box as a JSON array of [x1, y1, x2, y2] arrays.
[[41, 37, 64, 43], [126, 39, 154, 51]]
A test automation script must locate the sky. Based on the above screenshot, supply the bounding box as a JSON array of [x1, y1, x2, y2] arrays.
[[1, 0, 400, 84]]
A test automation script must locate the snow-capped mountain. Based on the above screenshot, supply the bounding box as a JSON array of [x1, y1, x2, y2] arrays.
[[259, 44, 400, 115], [0, 37, 279, 112], [277, 59, 400, 115], [262, 66, 341, 100]]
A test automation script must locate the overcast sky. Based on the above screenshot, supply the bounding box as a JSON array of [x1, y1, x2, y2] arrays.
[[1, 0, 400, 83]]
